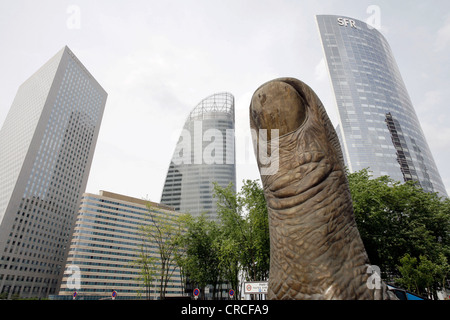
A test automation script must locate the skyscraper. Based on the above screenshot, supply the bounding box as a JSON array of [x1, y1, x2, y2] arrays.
[[160, 92, 236, 220], [0, 46, 107, 298], [316, 15, 447, 197]]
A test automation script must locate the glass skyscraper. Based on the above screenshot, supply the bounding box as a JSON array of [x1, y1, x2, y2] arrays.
[[0, 46, 107, 298], [316, 15, 447, 197], [160, 92, 236, 220]]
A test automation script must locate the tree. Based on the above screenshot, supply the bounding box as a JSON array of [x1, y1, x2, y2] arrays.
[[396, 254, 449, 299], [175, 172, 449, 299], [396, 254, 420, 294], [348, 168, 450, 298], [132, 236, 157, 299], [239, 180, 270, 282], [172, 213, 192, 296], [139, 203, 185, 299], [176, 180, 270, 300], [214, 180, 270, 283], [215, 236, 240, 299], [179, 213, 223, 299]]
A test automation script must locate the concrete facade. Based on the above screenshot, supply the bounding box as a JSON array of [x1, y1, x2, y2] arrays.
[[55, 191, 184, 300]]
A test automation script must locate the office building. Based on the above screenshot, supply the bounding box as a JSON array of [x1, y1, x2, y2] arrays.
[[55, 191, 184, 300], [316, 15, 447, 196], [0, 46, 107, 298], [160, 92, 236, 220]]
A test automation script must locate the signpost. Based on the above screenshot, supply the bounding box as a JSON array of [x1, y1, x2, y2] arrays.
[[244, 282, 268, 295], [72, 291, 77, 300], [112, 290, 117, 300], [229, 289, 235, 299], [193, 288, 200, 300]]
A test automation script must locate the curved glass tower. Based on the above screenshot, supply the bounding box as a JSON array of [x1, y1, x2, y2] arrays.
[[316, 15, 447, 197], [160, 92, 236, 220]]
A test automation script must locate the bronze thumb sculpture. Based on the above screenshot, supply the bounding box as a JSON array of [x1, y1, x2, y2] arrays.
[[250, 77, 394, 300]]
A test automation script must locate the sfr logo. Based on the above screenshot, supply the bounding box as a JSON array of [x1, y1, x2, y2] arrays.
[[337, 17, 356, 28]]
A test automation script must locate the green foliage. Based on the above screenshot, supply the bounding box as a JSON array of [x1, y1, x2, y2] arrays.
[[178, 213, 223, 298], [348, 168, 450, 298], [177, 212, 243, 299], [175, 180, 269, 299], [137, 171, 449, 300], [239, 180, 270, 282], [397, 253, 449, 299], [131, 243, 158, 299], [136, 203, 186, 299], [214, 180, 270, 283]]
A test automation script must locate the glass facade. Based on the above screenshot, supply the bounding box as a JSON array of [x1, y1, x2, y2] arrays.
[[54, 191, 183, 300], [0, 46, 107, 298], [161, 92, 236, 220], [316, 15, 447, 197]]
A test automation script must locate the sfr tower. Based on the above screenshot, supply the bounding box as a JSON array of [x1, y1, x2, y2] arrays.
[[316, 15, 447, 196]]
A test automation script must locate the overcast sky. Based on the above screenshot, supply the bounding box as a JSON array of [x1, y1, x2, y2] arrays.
[[1, 0, 449, 201]]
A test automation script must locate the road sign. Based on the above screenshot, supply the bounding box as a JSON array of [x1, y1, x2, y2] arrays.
[[112, 290, 117, 300], [229, 289, 235, 298], [193, 288, 200, 297], [244, 281, 268, 294], [73, 291, 77, 300]]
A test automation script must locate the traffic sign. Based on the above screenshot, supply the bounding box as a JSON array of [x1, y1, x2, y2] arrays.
[[229, 289, 235, 298], [193, 288, 200, 296], [112, 290, 117, 300], [244, 281, 268, 294], [73, 291, 77, 300]]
